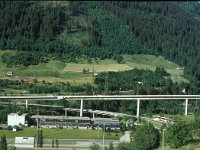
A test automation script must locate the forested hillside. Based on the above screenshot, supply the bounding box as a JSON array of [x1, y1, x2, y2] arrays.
[[0, 1, 200, 94], [1, 2, 200, 126], [176, 1, 200, 17], [98, 1, 200, 78]]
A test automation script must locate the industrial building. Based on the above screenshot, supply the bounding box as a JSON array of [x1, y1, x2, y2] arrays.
[[31, 115, 91, 128], [7, 113, 30, 127], [92, 118, 120, 127], [31, 115, 120, 128], [15, 137, 35, 148]]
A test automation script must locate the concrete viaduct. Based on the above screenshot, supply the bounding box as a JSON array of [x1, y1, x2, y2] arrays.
[[0, 95, 200, 117]]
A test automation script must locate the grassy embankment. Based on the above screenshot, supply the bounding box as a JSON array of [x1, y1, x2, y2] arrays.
[[0, 127, 122, 139], [0, 50, 187, 85]]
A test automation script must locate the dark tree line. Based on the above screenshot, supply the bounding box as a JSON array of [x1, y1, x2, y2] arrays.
[[166, 116, 200, 148], [0, 79, 90, 94], [177, 1, 200, 16], [2, 51, 47, 67], [0, 135, 7, 150], [94, 68, 193, 95]]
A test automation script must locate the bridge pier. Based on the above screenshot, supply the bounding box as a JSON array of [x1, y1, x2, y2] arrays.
[[93, 113, 95, 119], [80, 99, 83, 117], [136, 99, 140, 117], [65, 109, 67, 117], [185, 98, 188, 115], [26, 100, 28, 111]]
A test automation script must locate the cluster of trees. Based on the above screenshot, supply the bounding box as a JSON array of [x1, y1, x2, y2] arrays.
[[0, 79, 93, 94], [90, 123, 160, 150], [37, 129, 43, 148], [2, 51, 47, 67], [90, 117, 200, 150], [166, 116, 200, 148], [51, 139, 59, 148], [89, 117, 200, 150], [130, 123, 160, 150], [166, 121, 191, 148], [0, 135, 7, 150], [177, 1, 200, 16], [94, 68, 193, 95]]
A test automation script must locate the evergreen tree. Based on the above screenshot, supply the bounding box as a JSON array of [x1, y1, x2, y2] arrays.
[[166, 121, 191, 148], [56, 139, 59, 148], [108, 142, 114, 150], [90, 143, 101, 150], [38, 129, 43, 147], [52, 139, 54, 148], [0, 135, 7, 150], [131, 123, 160, 150]]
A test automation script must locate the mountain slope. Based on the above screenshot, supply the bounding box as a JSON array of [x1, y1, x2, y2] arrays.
[[0, 1, 199, 93], [0, 1, 199, 67]]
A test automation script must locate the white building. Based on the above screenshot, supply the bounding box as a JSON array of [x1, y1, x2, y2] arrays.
[[15, 137, 35, 148], [7, 113, 28, 127], [120, 131, 131, 143]]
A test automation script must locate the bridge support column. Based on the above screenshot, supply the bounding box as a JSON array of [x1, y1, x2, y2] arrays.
[[93, 113, 95, 119], [185, 98, 188, 115], [65, 109, 67, 117], [80, 99, 83, 117], [26, 100, 28, 111], [136, 99, 140, 118]]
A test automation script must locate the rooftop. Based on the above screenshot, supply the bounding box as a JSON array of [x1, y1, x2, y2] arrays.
[[8, 113, 28, 116], [92, 118, 119, 121], [31, 115, 90, 120]]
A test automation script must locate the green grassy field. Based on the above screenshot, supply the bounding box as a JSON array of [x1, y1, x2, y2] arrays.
[[0, 127, 122, 139], [123, 54, 188, 83], [0, 50, 187, 85]]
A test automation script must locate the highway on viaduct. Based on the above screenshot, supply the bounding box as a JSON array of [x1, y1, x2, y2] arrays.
[[0, 95, 200, 117]]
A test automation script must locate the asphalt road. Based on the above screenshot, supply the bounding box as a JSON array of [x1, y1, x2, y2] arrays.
[[8, 138, 120, 149]]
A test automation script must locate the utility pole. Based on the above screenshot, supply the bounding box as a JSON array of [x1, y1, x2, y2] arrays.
[[80, 99, 83, 117], [185, 98, 188, 115], [25, 100, 28, 111], [162, 129, 166, 150], [103, 123, 105, 150], [35, 118, 38, 150], [136, 99, 140, 118], [104, 73, 109, 95], [35, 107, 39, 150]]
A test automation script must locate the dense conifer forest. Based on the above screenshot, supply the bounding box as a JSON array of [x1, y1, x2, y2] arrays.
[[1, 2, 199, 70]]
